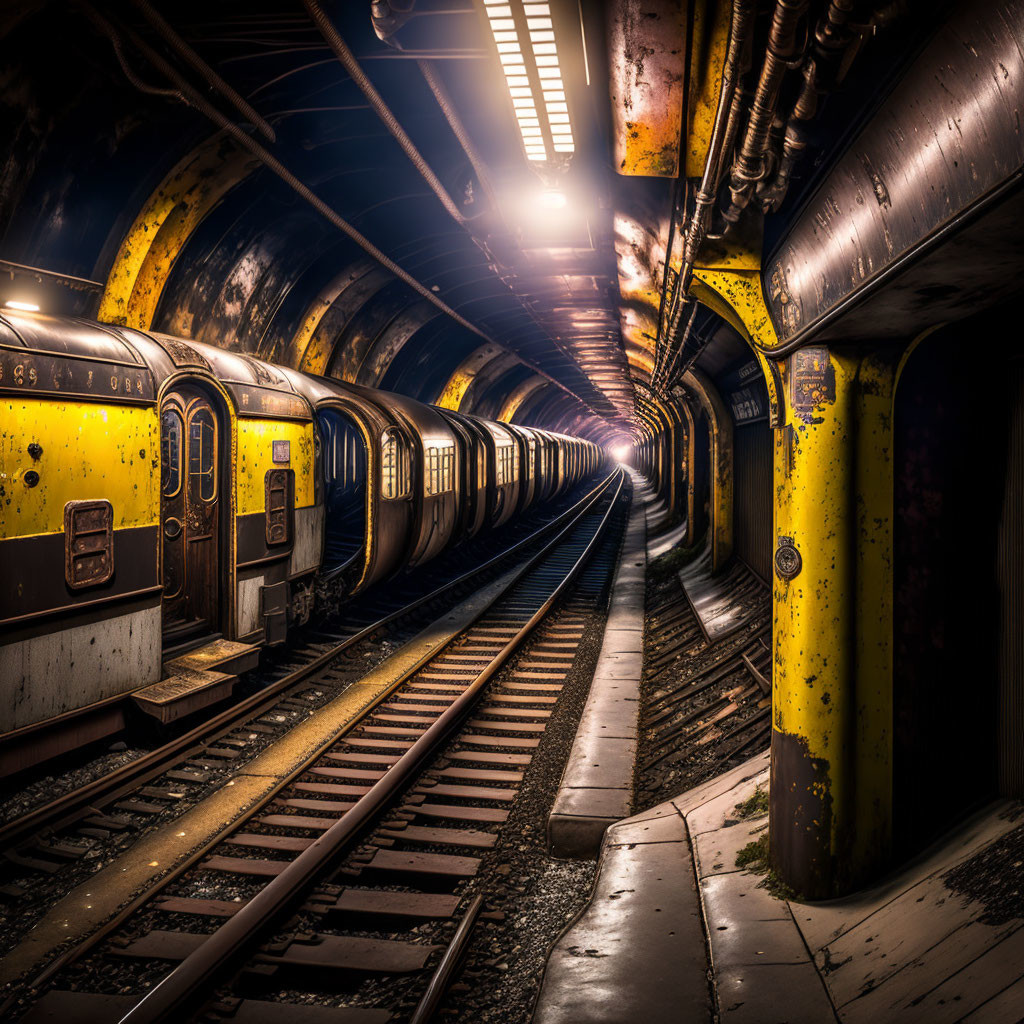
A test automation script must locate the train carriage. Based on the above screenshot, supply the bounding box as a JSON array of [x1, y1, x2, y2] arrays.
[[531, 429, 559, 503], [133, 336, 319, 649], [434, 407, 490, 542], [356, 385, 460, 569], [280, 370, 414, 598], [480, 420, 521, 529], [510, 424, 539, 514], [0, 313, 163, 730], [0, 311, 602, 740]]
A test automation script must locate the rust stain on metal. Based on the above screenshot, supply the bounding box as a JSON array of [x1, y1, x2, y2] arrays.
[[608, 1, 687, 177], [770, 728, 836, 900]]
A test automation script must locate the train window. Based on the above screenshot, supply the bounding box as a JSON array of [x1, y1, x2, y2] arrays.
[[265, 469, 294, 546], [425, 445, 455, 495], [188, 408, 217, 502], [495, 444, 515, 487], [161, 410, 182, 497], [64, 499, 114, 589], [381, 428, 411, 499], [427, 447, 437, 494]]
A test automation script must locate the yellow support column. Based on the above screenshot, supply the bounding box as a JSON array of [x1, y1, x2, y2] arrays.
[[770, 344, 897, 898]]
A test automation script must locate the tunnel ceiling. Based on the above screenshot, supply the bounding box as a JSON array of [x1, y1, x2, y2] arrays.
[[0, 0, 647, 443], [0, 0, 932, 444]]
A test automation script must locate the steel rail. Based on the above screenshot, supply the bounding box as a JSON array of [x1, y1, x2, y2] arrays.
[[409, 894, 485, 1024], [116, 470, 625, 1024], [0, 471, 615, 853]]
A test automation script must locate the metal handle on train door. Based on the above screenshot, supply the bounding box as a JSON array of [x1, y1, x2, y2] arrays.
[[163, 516, 183, 539]]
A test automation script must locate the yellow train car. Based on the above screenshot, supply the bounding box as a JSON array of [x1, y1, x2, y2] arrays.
[[0, 312, 319, 731], [0, 311, 604, 748]]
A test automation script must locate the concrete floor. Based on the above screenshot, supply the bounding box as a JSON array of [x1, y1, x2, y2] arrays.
[[534, 748, 1024, 1023]]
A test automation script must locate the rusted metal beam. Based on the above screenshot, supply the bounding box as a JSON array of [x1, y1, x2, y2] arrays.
[[607, 0, 688, 177]]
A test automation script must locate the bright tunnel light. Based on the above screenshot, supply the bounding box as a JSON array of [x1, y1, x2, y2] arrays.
[[536, 188, 567, 210], [484, 0, 574, 163], [610, 442, 631, 464], [5, 300, 40, 311]]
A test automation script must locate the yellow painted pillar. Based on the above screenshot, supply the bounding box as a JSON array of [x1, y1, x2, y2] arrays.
[[770, 344, 898, 898]]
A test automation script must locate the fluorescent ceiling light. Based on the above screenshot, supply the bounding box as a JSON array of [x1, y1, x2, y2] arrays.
[[5, 300, 40, 311], [486, 0, 575, 161], [537, 188, 567, 209]]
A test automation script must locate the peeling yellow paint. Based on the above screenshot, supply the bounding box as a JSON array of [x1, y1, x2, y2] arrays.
[[681, 368, 733, 570], [686, 0, 732, 177], [435, 344, 502, 410], [98, 133, 259, 330], [609, 1, 688, 177], [498, 375, 547, 423], [235, 419, 315, 514], [691, 251, 783, 426], [0, 398, 158, 539], [771, 345, 904, 896]]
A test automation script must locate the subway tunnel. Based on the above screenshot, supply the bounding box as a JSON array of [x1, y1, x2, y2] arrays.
[[0, 1, 1023, 1021]]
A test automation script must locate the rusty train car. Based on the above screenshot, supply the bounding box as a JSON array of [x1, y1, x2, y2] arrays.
[[0, 312, 602, 735]]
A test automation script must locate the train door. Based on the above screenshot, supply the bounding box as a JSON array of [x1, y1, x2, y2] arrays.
[[318, 409, 368, 572], [160, 385, 222, 644]]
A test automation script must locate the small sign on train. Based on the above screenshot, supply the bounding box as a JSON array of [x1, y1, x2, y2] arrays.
[[272, 439, 290, 463]]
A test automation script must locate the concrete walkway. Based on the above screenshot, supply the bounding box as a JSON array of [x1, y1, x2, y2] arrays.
[[546, 470, 647, 858], [536, 746, 1024, 1022]]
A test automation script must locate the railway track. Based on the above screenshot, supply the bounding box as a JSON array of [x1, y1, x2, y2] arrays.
[[0, 475, 615, 864], [5, 469, 627, 1023], [636, 562, 772, 807]]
